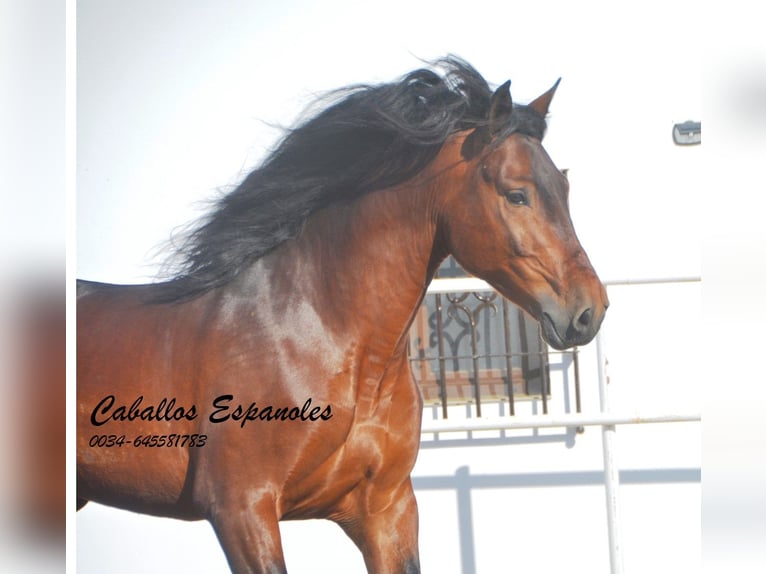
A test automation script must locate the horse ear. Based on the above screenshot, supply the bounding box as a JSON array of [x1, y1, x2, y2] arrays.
[[460, 80, 512, 160], [529, 78, 561, 117], [489, 80, 513, 135]]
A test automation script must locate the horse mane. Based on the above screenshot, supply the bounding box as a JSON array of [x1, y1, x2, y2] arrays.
[[153, 56, 548, 303]]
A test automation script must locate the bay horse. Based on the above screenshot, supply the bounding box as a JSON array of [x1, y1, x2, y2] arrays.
[[77, 57, 608, 573]]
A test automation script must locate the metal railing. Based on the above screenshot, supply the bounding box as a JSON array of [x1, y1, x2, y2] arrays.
[[418, 276, 702, 574], [409, 286, 570, 419]]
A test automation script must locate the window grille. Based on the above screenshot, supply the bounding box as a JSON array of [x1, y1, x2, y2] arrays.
[[408, 257, 581, 418]]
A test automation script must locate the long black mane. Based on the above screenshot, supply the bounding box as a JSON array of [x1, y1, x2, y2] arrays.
[[154, 57, 547, 303]]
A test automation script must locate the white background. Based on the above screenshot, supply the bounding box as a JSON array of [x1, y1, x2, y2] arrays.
[[75, 2, 705, 572], [76, 0, 703, 285], [4, 0, 766, 572]]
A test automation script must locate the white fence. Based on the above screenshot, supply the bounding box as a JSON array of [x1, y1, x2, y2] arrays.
[[420, 276, 702, 574]]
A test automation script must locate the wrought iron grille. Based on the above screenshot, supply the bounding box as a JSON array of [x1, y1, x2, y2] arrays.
[[408, 258, 581, 419]]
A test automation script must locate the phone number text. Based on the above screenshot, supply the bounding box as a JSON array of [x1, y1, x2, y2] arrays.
[[88, 434, 208, 448]]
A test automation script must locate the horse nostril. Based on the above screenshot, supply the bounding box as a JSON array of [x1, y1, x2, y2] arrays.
[[577, 307, 593, 329]]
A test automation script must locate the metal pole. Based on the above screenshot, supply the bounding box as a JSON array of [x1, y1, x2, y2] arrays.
[[419, 410, 700, 434], [434, 293, 449, 419], [426, 275, 701, 295], [597, 329, 624, 574], [501, 298, 516, 415]]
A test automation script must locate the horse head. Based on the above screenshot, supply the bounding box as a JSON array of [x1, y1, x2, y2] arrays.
[[441, 80, 608, 350]]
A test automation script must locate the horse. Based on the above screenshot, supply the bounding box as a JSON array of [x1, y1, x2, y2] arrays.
[[77, 57, 608, 573]]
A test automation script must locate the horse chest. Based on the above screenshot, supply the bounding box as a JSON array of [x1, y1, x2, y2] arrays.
[[279, 363, 423, 520]]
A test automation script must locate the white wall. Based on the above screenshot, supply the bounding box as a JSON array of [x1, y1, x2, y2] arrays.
[[76, 1, 702, 572]]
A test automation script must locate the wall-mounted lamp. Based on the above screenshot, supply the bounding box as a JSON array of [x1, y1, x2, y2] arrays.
[[673, 120, 701, 145]]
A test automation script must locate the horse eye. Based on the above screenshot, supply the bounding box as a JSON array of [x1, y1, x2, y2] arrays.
[[503, 190, 529, 206]]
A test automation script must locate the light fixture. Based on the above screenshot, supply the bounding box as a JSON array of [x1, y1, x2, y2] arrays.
[[673, 120, 701, 145]]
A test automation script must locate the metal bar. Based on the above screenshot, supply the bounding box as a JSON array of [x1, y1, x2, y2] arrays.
[[427, 277, 493, 294], [538, 323, 549, 414], [419, 411, 701, 434], [426, 275, 701, 294], [573, 346, 582, 414], [601, 276, 701, 287], [572, 346, 584, 433], [468, 308, 482, 418], [434, 293, 448, 419], [597, 329, 623, 574], [501, 299, 516, 416]]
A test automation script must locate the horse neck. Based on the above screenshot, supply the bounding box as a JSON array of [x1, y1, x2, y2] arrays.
[[268, 142, 465, 353], [306, 187, 441, 339]]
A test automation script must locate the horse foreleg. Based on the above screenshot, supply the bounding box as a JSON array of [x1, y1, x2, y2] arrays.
[[339, 479, 421, 574], [209, 495, 287, 574]]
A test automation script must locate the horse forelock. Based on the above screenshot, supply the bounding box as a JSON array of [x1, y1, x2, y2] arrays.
[[496, 104, 548, 145]]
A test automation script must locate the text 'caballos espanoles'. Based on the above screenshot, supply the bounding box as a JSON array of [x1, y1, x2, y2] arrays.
[[89, 394, 333, 428]]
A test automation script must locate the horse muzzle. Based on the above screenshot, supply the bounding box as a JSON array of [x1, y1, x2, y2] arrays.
[[539, 292, 608, 350]]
